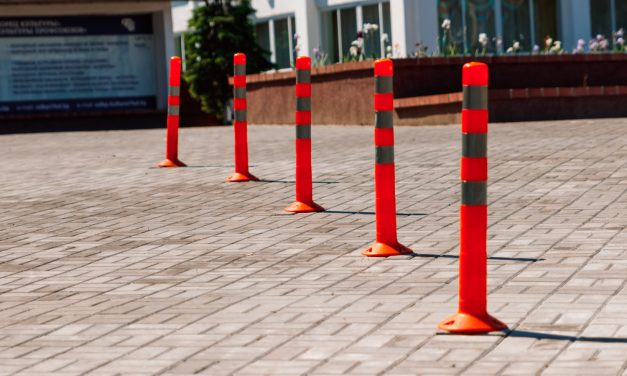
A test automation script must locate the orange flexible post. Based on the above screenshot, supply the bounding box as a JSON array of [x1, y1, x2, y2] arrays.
[[362, 59, 411, 257], [285, 56, 324, 213], [159, 56, 186, 167], [438, 62, 507, 333], [227, 53, 258, 182]]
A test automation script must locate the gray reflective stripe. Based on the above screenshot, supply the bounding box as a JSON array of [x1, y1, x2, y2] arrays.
[[296, 70, 311, 83], [375, 111, 393, 128], [234, 110, 246, 121], [463, 85, 488, 109], [234, 64, 246, 76], [461, 181, 487, 205], [234, 87, 246, 98], [375, 145, 394, 164], [462, 133, 487, 157], [168, 86, 180, 96], [375, 76, 393, 93], [296, 97, 311, 111], [168, 105, 180, 116], [296, 125, 311, 139]]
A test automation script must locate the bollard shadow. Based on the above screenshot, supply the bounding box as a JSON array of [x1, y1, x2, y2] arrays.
[[324, 210, 427, 216], [258, 179, 338, 184], [506, 330, 627, 343], [408, 252, 543, 263], [437, 329, 627, 343]]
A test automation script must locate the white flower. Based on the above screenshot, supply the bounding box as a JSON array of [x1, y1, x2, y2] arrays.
[[293, 33, 299, 40], [533, 44, 540, 53], [194, 42, 201, 48], [478, 33, 488, 46], [577, 39, 585, 47], [589, 40, 599, 50], [351, 40, 359, 47], [600, 39, 609, 49], [596, 34, 604, 41], [553, 40, 561, 49], [349, 46, 358, 56], [386, 53, 392, 58], [513, 41, 520, 50], [381, 33, 389, 43], [618, 37, 625, 46], [441, 18, 451, 30], [371, 24, 379, 31], [386, 45, 392, 52], [506, 47, 513, 53], [616, 28, 624, 38], [545, 37, 553, 47]]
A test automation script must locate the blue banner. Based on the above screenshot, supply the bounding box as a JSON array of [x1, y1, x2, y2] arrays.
[[0, 14, 158, 114]]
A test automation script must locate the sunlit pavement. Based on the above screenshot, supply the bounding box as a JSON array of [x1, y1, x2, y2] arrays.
[[0, 118, 626, 375]]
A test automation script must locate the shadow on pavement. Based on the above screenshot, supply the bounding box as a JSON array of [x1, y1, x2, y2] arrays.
[[258, 179, 338, 184], [324, 210, 427, 216], [506, 330, 627, 343], [410, 253, 543, 262]]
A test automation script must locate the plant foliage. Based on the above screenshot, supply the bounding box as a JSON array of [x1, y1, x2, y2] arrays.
[[184, 0, 273, 120]]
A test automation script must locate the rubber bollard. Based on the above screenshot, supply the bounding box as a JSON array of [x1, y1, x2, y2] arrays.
[[438, 62, 508, 333], [362, 59, 411, 257], [159, 56, 186, 167], [227, 53, 258, 182], [284, 56, 324, 213]]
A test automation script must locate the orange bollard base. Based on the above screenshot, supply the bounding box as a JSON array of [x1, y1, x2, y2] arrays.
[[438, 312, 507, 334], [226, 172, 259, 182], [159, 159, 187, 168], [284, 201, 325, 213], [362, 241, 412, 257]]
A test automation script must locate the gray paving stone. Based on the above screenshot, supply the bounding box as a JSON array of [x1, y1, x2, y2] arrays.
[[0, 118, 626, 375]]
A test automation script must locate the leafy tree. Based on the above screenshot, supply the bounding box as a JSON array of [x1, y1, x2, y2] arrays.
[[184, 0, 273, 121]]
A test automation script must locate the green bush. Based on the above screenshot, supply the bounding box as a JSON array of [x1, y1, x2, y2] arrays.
[[184, 0, 273, 121]]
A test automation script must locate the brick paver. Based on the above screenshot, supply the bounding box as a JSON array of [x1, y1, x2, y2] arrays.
[[0, 118, 626, 375]]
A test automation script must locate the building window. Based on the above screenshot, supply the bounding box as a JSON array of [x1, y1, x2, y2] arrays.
[[591, 0, 626, 47], [171, 0, 188, 7], [173, 33, 186, 71], [466, 0, 496, 53], [438, 0, 558, 53], [321, 1, 392, 63], [254, 16, 295, 70], [501, 0, 532, 51]]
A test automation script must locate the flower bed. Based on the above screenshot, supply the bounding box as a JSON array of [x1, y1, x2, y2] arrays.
[[242, 53, 627, 126]]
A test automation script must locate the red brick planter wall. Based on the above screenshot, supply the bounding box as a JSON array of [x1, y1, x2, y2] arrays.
[[241, 54, 627, 125]]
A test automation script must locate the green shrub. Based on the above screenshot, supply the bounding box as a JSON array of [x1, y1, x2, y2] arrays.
[[184, 0, 273, 121]]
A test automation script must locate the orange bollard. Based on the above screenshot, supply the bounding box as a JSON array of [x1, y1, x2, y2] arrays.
[[227, 53, 259, 182], [438, 62, 507, 333], [362, 59, 411, 257], [159, 56, 186, 167], [285, 56, 324, 213]]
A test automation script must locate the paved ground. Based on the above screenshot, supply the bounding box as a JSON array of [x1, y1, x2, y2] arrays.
[[0, 118, 626, 376]]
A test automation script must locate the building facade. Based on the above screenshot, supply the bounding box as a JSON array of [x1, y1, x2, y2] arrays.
[[172, 0, 625, 70], [0, 0, 174, 117]]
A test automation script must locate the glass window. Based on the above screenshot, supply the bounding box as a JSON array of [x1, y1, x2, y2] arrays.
[[274, 18, 290, 69], [590, 0, 612, 40], [466, 0, 496, 53], [438, 0, 464, 54], [501, 0, 532, 51], [363, 4, 382, 58], [534, 0, 558, 46], [382, 2, 392, 51], [340, 8, 357, 60], [172, 0, 187, 7], [321, 10, 340, 63], [619, 0, 627, 31], [255, 22, 270, 56]]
